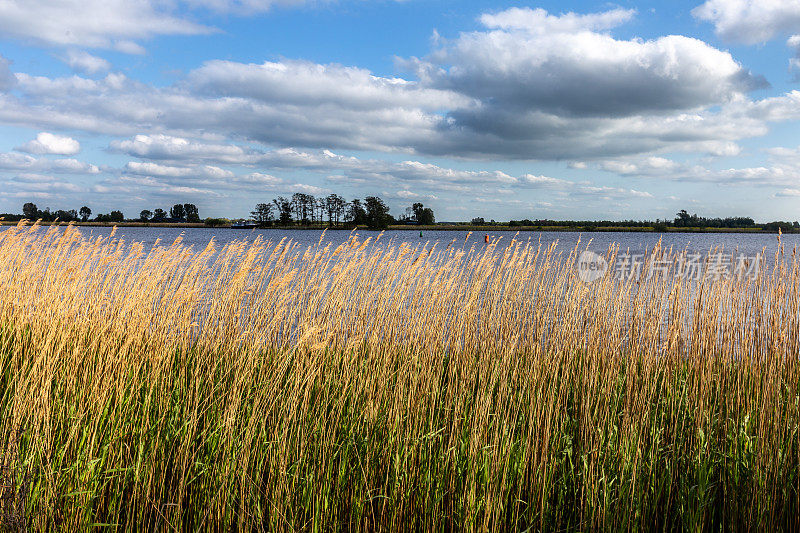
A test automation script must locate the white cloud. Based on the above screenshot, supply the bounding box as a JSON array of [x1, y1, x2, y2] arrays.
[[0, 0, 409, 52], [63, 50, 110, 74], [693, 0, 800, 44], [16, 132, 80, 155], [3, 173, 82, 194], [790, 35, 800, 75], [110, 134, 251, 162], [599, 156, 681, 176], [189, 59, 468, 111], [480, 7, 636, 34], [0, 5, 792, 182], [125, 161, 234, 180], [409, 7, 764, 119], [0, 151, 98, 174], [0, 0, 212, 51]]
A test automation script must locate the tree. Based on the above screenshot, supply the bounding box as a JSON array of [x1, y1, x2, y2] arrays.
[[54, 209, 78, 222], [110, 211, 124, 222], [140, 210, 152, 222], [316, 197, 326, 224], [291, 193, 316, 224], [22, 202, 38, 220], [79, 206, 92, 222], [183, 204, 200, 223], [170, 204, 186, 221], [251, 203, 274, 226], [347, 199, 367, 226], [365, 196, 392, 229], [152, 208, 167, 222], [324, 194, 346, 226], [411, 202, 435, 225], [273, 197, 293, 225]]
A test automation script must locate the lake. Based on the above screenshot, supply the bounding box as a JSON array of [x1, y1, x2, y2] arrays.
[[0, 225, 791, 259]]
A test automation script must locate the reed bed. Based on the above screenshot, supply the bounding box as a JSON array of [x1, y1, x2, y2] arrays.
[[0, 221, 798, 531]]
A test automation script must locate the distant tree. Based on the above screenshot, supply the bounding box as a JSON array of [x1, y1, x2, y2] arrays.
[[79, 206, 92, 222], [471, 217, 486, 225], [22, 202, 38, 220], [170, 204, 186, 221], [291, 193, 316, 224], [152, 209, 167, 222], [674, 210, 692, 227], [365, 196, 392, 229], [324, 194, 346, 226], [411, 202, 435, 225], [140, 209, 152, 222], [273, 197, 293, 225], [183, 204, 200, 223], [347, 199, 367, 226], [54, 209, 78, 222], [316, 197, 326, 224], [110, 211, 124, 222], [251, 203, 274, 226]]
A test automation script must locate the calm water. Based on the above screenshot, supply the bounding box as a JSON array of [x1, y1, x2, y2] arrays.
[[0, 225, 792, 258]]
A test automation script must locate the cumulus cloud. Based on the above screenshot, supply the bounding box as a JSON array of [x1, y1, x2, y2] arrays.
[[0, 52, 778, 162], [790, 35, 800, 76], [407, 7, 765, 119], [1, 173, 82, 198], [188, 58, 468, 112], [479, 7, 636, 33], [693, 0, 800, 44], [125, 161, 234, 180], [16, 132, 81, 155], [110, 134, 252, 163], [0, 151, 99, 174], [0, 0, 212, 51], [0, 0, 409, 52], [63, 50, 111, 74], [591, 141, 800, 187], [0, 5, 791, 180]]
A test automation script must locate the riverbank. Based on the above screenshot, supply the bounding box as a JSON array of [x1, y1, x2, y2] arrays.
[[0, 220, 789, 233]]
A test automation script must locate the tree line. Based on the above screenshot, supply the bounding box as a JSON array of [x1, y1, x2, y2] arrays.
[[489, 210, 800, 232], [7, 202, 795, 232], [249, 193, 435, 229], [138, 204, 200, 223], [0, 203, 201, 223]]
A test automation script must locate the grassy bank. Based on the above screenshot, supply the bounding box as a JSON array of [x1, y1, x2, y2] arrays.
[[0, 223, 798, 530]]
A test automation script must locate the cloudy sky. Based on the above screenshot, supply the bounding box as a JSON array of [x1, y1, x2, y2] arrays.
[[0, 0, 799, 221]]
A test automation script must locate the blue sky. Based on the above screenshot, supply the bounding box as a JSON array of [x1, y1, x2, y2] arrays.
[[1, 0, 800, 222]]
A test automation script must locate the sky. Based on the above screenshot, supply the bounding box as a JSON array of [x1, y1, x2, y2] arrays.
[[0, 0, 799, 222]]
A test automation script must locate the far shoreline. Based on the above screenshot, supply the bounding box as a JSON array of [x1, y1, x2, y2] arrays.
[[0, 221, 792, 233]]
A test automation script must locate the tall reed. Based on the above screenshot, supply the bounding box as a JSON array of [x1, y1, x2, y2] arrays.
[[0, 222, 798, 530]]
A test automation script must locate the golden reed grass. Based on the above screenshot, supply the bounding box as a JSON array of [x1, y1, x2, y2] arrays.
[[0, 221, 799, 530]]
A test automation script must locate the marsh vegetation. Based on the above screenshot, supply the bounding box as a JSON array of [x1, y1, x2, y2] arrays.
[[0, 222, 798, 530]]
